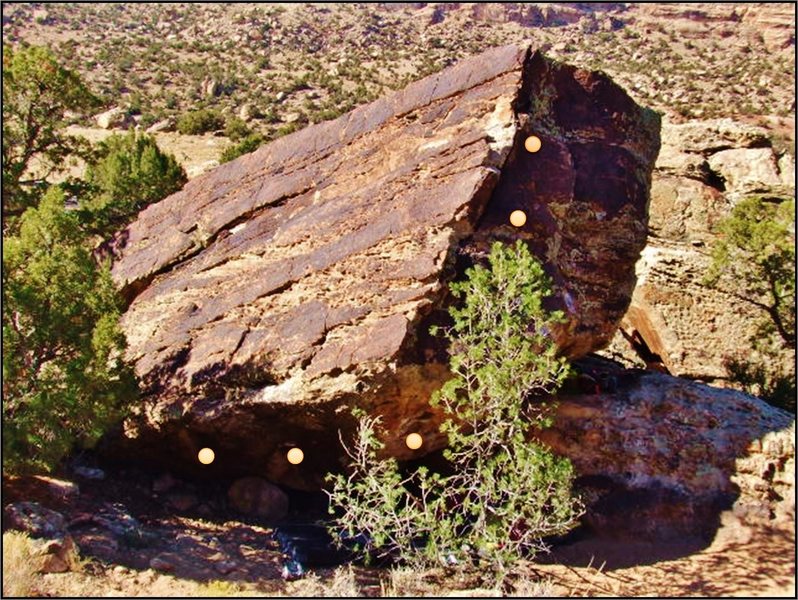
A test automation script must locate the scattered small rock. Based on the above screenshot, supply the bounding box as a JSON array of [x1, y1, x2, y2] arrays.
[[4, 502, 66, 538], [74, 466, 106, 480]]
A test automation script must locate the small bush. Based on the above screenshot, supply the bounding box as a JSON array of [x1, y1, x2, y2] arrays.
[[219, 133, 267, 164], [81, 131, 187, 236], [327, 241, 582, 578], [724, 354, 796, 413], [224, 116, 251, 142], [176, 108, 225, 135]]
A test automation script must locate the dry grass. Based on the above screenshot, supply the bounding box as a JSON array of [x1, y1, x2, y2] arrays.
[[506, 574, 557, 597], [183, 579, 247, 597], [284, 566, 361, 597], [3, 531, 40, 597]]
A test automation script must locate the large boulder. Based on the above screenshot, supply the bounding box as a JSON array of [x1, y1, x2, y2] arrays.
[[105, 45, 660, 489], [227, 477, 289, 521], [542, 363, 795, 539]]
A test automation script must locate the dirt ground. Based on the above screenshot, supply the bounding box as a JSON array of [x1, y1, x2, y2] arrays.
[[535, 518, 796, 597], [20, 523, 797, 597], [4, 469, 795, 598]]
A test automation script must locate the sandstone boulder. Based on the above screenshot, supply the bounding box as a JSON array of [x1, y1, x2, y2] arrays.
[[227, 477, 289, 520], [4, 501, 66, 538], [649, 176, 727, 242], [95, 106, 132, 130], [708, 147, 785, 194], [146, 117, 175, 134], [542, 365, 795, 539], [660, 118, 770, 155], [106, 44, 659, 489]]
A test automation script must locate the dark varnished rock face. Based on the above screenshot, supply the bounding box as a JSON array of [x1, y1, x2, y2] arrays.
[[106, 45, 660, 489]]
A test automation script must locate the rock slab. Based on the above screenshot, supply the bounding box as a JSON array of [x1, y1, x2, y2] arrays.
[[542, 367, 795, 539]]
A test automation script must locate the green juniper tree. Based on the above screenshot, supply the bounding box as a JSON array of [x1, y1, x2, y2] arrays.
[[2, 46, 185, 474], [2, 188, 138, 474], [2, 44, 100, 230], [81, 131, 187, 236], [704, 195, 796, 411], [327, 241, 582, 577]]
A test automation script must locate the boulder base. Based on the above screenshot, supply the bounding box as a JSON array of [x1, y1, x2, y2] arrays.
[[543, 364, 794, 539]]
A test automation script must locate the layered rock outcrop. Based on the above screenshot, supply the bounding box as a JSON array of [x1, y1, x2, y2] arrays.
[[603, 118, 796, 382], [542, 362, 795, 539], [107, 44, 660, 488]]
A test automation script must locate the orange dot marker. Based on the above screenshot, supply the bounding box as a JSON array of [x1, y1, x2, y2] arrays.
[[524, 135, 542, 153], [197, 447, 215, 465], [287, 447, 304, 465], [510, 210, 527, 227], [405, 433, 423, 450]]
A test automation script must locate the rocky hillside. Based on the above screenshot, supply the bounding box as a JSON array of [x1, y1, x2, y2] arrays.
[[3, 3, 795, 146]]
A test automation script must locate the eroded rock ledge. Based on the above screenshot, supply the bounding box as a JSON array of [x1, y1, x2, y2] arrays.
[[106, 44, 660, 489]]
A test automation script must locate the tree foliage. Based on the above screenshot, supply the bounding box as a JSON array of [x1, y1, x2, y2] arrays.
[[705, 196, 795, 347], [327, 241, 582, 577], [2, 188, 138, 474], [81, 131, 187, 236], [219, 132, 267, 164], [704, 196, 796, 411], [0, 46, 171, 475], [2, 44, 99, 228]]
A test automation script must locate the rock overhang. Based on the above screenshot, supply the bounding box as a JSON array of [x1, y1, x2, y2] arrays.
[[104, 44, 661, 489]]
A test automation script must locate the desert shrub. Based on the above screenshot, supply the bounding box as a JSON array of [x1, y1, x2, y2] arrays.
[[327, 241, 582, 577], [275, 123, 301, 138], [705, 196, 795, 347], [81, 131, 186, 236], [723, 355, 796, 413], [2, 188, 138, 474], [224, 116, 251, 141], [176, 108, 224, 135], [219, 133, 267, 164]]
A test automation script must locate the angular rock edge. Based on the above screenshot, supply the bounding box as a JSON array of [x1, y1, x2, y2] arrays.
[[105, 44, 661, 490]]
